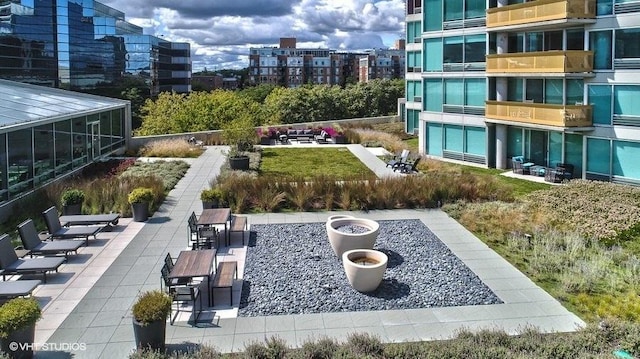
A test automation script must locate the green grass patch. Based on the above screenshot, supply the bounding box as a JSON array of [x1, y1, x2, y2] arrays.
[[259, 148, 375, 179]]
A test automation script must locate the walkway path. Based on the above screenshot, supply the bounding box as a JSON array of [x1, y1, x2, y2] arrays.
[[34, 145, 583, 358]]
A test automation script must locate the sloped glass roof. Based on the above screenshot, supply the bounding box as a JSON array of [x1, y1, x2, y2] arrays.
[[0, 79, 128, 129]]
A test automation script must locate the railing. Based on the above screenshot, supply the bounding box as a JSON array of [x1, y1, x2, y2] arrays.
[[487, 0, 595, 28], [486, 51, 593, 73], [485, 101, 592, 127]]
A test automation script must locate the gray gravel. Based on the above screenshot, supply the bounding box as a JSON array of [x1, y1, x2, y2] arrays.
[[239, 219, 502, 317]]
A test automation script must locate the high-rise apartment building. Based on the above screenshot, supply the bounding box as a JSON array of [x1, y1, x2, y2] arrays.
[[0, 0, 191, 96], [249, 37, 405, 87], [405, 0, 640, 184]]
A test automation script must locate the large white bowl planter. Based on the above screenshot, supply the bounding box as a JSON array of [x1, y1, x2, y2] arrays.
[[326, 217, 380, 257], [342, 249, 388, 292]]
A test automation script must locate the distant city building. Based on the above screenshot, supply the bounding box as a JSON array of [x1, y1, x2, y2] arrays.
[[0, 0, 191, 96], [192, 74, 239, 91], [403, 0, 640, 184], [249, 38, 405, 87]]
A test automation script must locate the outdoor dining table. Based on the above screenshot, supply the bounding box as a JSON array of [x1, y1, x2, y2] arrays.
[[197, 208, 231, 247], [168, 249, 217, 306]]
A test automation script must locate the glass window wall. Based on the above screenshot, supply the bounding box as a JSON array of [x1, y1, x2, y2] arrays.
[[586, 138, 610, 174], [444, 124, 463, 152], [427, 122, 443, 156], [590, 30, 613, 70], [465, 126, 485, 156], [33, 123, 54, 185], [424, 38, 443, 71], [424, 79, 443, 111], [589, 85, 612, 125], [615, 28, 640, 59], [613, 140, 640, 179], [614, 85, 640, 117]]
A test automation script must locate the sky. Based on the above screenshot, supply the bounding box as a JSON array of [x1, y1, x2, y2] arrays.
[[99, 0, 406, 72]]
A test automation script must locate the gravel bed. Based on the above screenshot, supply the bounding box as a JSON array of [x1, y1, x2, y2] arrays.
[[239, 219, 502, 317]]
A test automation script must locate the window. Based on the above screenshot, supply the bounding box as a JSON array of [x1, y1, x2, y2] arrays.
[[566, 80, 584, 105], [424, 38, 443, 71], [443, 36, 463, 64], [407, 21, 421, 43], [465, 126, 485, 156], [586, 138, 610, 174], [465, 0, 485, 18], [425, 0, 443, 31], [427, 122, 443, 156], [444, 124, 463, 152], [465, 78, 485, 107], [424, 79, 443, 111], [614, 85, 640, 117], [597, 0, 613, 15], [444, 0, 463, 21], [545, 79, 563, 105], [613, 140, 640, 179], [566, 29, 584, 50], [444, 79, 464, 106], [615, 28, 640, 59], [465, 34, 486, 63], [590, 30, 613, 69], [589, 85, 612, 125], [406, 80, 422, 101]]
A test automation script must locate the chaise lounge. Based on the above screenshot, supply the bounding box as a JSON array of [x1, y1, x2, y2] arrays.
[[18, 219, 83, 259], [0, 235, 65, 283], [0, 279, 41, 300], [42, 207, 103, 246]]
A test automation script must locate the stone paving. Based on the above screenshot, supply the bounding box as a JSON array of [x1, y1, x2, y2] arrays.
[[23, 144, 584, 358]]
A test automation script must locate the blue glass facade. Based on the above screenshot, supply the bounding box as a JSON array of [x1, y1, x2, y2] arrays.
[[0, 0, 191, 95]]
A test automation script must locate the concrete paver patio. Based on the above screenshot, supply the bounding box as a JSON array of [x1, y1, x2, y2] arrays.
[[21, 144, 583, 358]]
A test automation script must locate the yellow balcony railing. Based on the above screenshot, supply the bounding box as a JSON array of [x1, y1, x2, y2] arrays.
[[487, 0, 595, 28], [486, 51, 593, 73], [485, 101, 592, 127]]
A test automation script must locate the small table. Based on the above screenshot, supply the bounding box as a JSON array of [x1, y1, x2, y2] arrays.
[[169, 249, 217, 306], [529, 165, 546, 176], [198, 208, 232, 247]]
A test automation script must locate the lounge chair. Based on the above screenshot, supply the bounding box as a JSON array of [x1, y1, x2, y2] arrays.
[[397, 157, 421, 174], [0, 234, 65, 283], [386, 149, 410, 169], [58, 213, 120, 227], [18, 219, 83, 258], [42, 207, 103, 246], [0, 279, 41, 300]]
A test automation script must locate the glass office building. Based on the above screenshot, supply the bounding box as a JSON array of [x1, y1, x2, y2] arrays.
[[0, 0, 190, 96], [405, 0, 640, 184], [0, 79, 130, 207]]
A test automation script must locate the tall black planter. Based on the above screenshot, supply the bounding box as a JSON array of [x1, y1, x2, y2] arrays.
[[229, 156, 250, 171], [0, 323, 36, 359], [202, 200, 219, 209], [133, 318, 166, 351], [131, 202, 149, 222], [62, 204, 82, 215], [333, 135, 347, 144]]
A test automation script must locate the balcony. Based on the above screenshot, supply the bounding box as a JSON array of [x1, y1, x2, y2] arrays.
[[487, 0, 595, 29], [485, 101, 592, 128], [486, 51, 593, 75]]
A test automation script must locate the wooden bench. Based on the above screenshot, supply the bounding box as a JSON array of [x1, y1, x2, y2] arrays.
[[229, 215, 248, 246], [211, 261, 237, 306]]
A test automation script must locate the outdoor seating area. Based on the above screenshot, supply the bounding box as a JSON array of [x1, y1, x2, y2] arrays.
[[511, 156, 574, 183], [385, 150, 421, 174]]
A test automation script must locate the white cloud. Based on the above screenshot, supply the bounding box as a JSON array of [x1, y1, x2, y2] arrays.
[[98, 0, 405, 70]]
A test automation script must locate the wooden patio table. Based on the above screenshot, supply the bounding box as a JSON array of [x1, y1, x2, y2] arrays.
[[198, 208, 231, 247], [169, 249, 216, 306]]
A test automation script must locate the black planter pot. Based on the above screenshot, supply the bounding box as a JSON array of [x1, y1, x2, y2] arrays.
[[229, 156, 250, 171], [334, 135, 347, 144], [1, 323, 36, 359], [131, 202, 149, 222], [133, 318, 166, 352], [259, 137, 271, 145], [62, 203, 82, 215], [202, 200, 219, 209]]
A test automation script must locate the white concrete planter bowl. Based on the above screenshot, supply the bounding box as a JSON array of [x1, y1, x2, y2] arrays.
[[326, 217, 380, 257], [342, 249, 388, 292]]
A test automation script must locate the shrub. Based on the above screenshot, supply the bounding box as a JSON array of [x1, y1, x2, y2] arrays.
[[200, 187, 224, 203], [139, 138, 204, 158], [128, 187, 155, 204], [297, 337, 339, 359], [0, 297, 41, 338], [60, 189, 85, 206], [132, 290, 171, 325], [343, 333, 384, 357]]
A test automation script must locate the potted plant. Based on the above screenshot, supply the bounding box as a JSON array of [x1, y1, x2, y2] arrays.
[[128, 187, 154, 222], [258, 128, 271, 146], [61, 188, 85, 215], [200, 187, 224, 209], [332, 124, 347, 144], [132, 290, 171, 351], [0, 297, 41, 359], [222, 116, 257, 171]]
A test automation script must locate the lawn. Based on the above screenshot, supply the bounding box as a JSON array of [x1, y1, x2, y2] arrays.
[[259, 147, 375, 179]]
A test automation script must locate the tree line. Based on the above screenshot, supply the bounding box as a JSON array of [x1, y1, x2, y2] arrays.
[[135, 79, 404, 136]]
